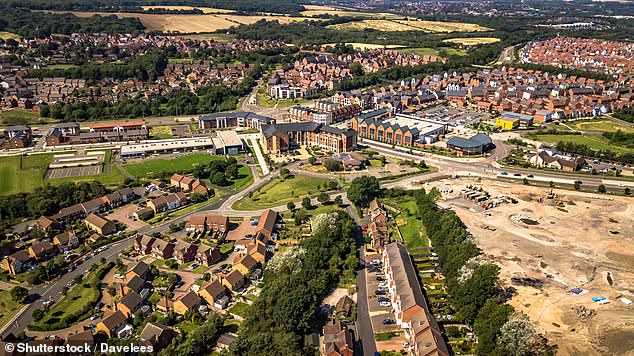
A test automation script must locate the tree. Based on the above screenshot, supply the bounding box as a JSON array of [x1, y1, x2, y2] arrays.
[[308, 156, 317, 165], [32, 309, 45, 321], [625, 187, 631, 195], [549, 181, 555, 188], [225, 164, 239, 180], [317, 193, 330, 205], [334, 195, 343, 206], [496, 313, 549, 355], [286, 202, 295, 212], [350, 62, 364, 76], [598, 184, 607, 193], [189, 192, 208, 203], [323, 158, 343, 172], [280, 167, 291, 178], [301, 197, 312, 209], [11, 286, 28, 303], [294, 208, 309, 225], [474, 298, 514, 355], [574, 181, 581, 191], [347, 176, 381, 207], [210, 171, 226, 185]]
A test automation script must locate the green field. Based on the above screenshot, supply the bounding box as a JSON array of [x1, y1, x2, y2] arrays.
[[401, 47, 439, 56], [279, 203, 344, 219], [30, 264, 111, 331], [532, 134, 634, 154], [226, 165, 253, 191], [257, 93, 309, 109], [0, 289, 22, 330], [0, 110, 41, 126], [0, 31, 20, 40], [0, 154, 51, 195], [123, 153, 221, 177], [567, 118, 634, 133], [232, 175, 336, 211], [442, 48, 468, 56]]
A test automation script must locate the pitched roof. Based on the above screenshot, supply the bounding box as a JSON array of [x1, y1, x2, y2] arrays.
[[84, 213, 112, 229], [100, 310, 127, 331], [119, 291, 143, 311], [384, 243, 426, 312], [177, 291, 201, 309], [139, 322, 174, 343]]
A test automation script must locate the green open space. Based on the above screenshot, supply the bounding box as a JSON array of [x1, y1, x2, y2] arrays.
[[30, 263, 112, 331], [0, 154, 51, 195], [530, 133, 634, 154], [375, 330, 402, 341], [47, 164, 127, 187], [567, 118, 634, 133], [401, 47, 439, 56], [442, 48, 468, 56], [0, 109, 43, 126], [257, 93, 309, 109], [225, 165, 253, 191], [279, 203, 344, 219], [123, 153, 220, 178], [232, 174, 336, 211], [0, 31, 20, 40], [0, 289, 22, 330], [384, 197, 429, 249], [228, 302, 250, 319]]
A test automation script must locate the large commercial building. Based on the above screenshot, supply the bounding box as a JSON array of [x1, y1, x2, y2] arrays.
[[260, 122, 357, 154], [198, 111, 275, 130], [350, 113, 446, 146], [446, 133, 494, 155]]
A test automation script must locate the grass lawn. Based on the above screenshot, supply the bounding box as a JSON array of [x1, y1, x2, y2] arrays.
[[232, 174, 336, 211], [531, 133, 634, 154], [45, 64, 79, 69], [280, 203, 344, 219], [168, 58, 194, 64], [228, 302, 251, 318], [300, 164, 328, 174], [0, 109, 41, 125], [257, 93, 309, 109], [219, 242, 235, 255], [225, 165, 253, 191], [385, 197, 429, 249], [0, 31, 20, 40], [368, 159, 384, 167], [147, 191, 227, 224], [0, 154, 51, 195], [567, 118, 634, 133], [30, 263, 111, 331], [0, 289, 22, 330], [375, 330, 402, 341], [149, 126, 174, 139], [442, 48, 468, 56], [401, 47, 439, 56], [123, 153, 221, 178]]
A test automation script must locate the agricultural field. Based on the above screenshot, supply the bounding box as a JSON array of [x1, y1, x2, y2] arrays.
[[55, 11, 320, 33], [0, 32, 20, 40], [442, 37, 501, 45], [140, 6, 235, 14], [400, 47, 440, 56], [0, 154, 51, 195], [232, 174, 336, 211], [567, 118, 634, 133], [328, 19, 492, 33], [300, 5, 401, 19]]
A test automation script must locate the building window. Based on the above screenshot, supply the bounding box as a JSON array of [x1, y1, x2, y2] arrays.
[[395, 134, 402, 142], [369, 128, 375, 135]]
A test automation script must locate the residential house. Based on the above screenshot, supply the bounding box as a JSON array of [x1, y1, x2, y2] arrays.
[[2, 251, 31, 275], [84, 213, 116, 235], [247, 243, 267, 264], [53, 231, 79, 252], [255, 209, 278, 244], [36, 216, 62, 233], [198, 279, 229, 309], [234, 254, 258, 276], [139, 322, 177, 351], [221, 269, 245, 293], [126, 261, 149, 281], [28, 241, 57, 261], [151, 239, 175, 259], [174, 240, 198, 264], [322, 320, 354, 356], [96, 311, 128, 338], [117, 291, 143, 318], [173, 291, 202, 315], [134, 235, 155, 255], [196, 245, 222, 266]]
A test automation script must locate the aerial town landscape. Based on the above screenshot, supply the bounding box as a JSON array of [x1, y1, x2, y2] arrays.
[[0, 0, 632, 355]]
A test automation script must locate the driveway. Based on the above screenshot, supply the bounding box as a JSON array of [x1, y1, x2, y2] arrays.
[[106, 205, 149, 231], [227, 217, 257, 241]]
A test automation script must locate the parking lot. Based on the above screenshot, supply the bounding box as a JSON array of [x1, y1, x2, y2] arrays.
[[418, 107, 492, 129], [364, 252, 399, 333]]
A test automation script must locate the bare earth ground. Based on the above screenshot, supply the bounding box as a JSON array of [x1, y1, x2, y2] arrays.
[[427, 178, 634, 355]]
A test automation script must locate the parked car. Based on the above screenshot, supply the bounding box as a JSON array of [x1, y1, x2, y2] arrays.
[[374, 290, 386, 295], [67, 280, 76, 287], [43, 300, 54, 307], [378, 297, 390, 303], [376, 276, 385, 281], [89, 314, 100, 321], [379, 301, 391, 307], [114, 274, 125, 279], [382, 319, 395, 325], [500, 172, 508, 175], [513, 173, 521, 177], [527, 174, 534, 178]]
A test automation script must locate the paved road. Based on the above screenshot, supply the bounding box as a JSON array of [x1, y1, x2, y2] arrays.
[[0, 237, 134, 338], [355, 247, 377, 356]]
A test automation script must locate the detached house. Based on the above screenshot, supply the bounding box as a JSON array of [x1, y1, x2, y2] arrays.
[[174, 291, 202, 315], [84, 213, 116, 236], [221, 269, 245, 293], [2, 251, 31, 275], [53, 231, 79, 252], [198, 279, 229, 309], [29, 241, 57, 261]]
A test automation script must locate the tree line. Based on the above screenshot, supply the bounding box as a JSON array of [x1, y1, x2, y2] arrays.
[[230, 211, 358, 354], [8, 0, 305, 15], [0, 6, 144, 38], [555, 141, 634, 164], [614, 107, 634, 124]]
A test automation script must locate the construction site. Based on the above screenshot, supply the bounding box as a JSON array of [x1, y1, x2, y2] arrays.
[[418, 178, 634, 355]]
